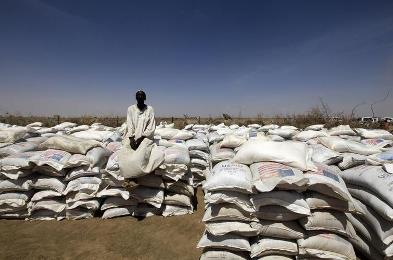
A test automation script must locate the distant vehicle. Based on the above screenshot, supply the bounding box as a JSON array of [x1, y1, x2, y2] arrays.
[[359, 117, 379, 124], [382, 117, 393, 123]]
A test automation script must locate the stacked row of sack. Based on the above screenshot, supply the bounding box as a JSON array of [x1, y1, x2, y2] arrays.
[[0, 125, 53, 219], [155, 126, 197, 217], [184, 124, 211, 187], [341, 165, 393, 259], [97, 136, 166, 219], [198, 139, 360, 260], [0, 129, 111, 220]]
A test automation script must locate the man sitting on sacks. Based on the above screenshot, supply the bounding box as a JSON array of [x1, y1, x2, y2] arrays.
[[119, 90, 164, 188]]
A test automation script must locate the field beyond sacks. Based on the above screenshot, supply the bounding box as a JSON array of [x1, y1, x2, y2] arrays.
[[0, 189, 205, 260]]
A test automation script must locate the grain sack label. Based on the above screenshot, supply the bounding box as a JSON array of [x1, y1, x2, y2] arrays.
[[313, 166, 340, 182], [364, 139, 384, 145], [257, 162, 295, 179]]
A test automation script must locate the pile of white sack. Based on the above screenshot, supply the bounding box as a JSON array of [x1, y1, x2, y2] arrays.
[[197, 123, 393, 260], [341, 165, 393, 259], [154, 124, 197, 217], [198, 138, 361, 260], [184, 124, 211, 187], [0, 122, 120, 220]]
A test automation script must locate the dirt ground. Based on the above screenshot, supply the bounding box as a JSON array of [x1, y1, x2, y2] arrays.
[[0, 189, 205, 260]]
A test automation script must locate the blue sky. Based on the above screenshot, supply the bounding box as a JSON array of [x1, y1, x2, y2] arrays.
[[0, 0, 392, 117]]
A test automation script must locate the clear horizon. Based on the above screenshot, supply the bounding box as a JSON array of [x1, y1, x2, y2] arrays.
[[1, 0, 392, 117]]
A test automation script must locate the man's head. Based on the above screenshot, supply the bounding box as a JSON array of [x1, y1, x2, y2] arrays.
[[135, 90, 146, 105]]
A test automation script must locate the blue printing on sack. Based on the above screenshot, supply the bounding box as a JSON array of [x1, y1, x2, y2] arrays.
[[323, 170, 339, 182]]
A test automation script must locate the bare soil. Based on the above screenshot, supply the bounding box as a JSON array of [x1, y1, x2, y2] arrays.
[[0, 189, 205, 260]]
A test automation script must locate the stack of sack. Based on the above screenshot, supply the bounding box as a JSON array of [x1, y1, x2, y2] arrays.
[[0, 151, 38, 219], [198, 160, 255, 259], [34, 135, 110, 220], [0, 126, 44, 219], [98, 140, 133, 219], [341, 165, 393, 259], [155, 127, 195, 217], [101, 140, 166, 219], [185, 124, 211, 187], [198, 139, 359, 260]]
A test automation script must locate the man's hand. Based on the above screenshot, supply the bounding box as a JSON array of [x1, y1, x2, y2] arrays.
[[129, 137, 137, 150], [136, 137, 145, 148]]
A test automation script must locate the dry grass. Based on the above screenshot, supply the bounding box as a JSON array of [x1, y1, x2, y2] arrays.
[[1, 114, 389, 130]]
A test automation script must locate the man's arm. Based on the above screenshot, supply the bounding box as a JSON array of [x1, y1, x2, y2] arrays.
[[125, 106, 135, 138], [141, 107, 156, 139]]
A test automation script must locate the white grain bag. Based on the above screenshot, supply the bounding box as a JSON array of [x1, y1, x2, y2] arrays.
[[71, 129, 113, 142], [347, 183, 393, 221], [220, 135, 247, 148], [305, 163, 352, 202], [202, 203, 257, 222], [268, 128, 298, 139], [328, 125, 356, 136], [31, 177, 66, 193], [0, 151, 39, 171], [250, 162, 308, 192], [254, 220, 305, 239], [355, 128, 393, 140], [341, 165, 393, 208], [304, 191, 356, 212], [354, 198, 393, 245], [185, 139, 208, 151], [197, 231, 251, 252], [162, 204, 193, 217], [86, 146, 111, 171], [319, 136, 380, 155], [294, 130, 327, 142], [0, 127, 28, 143], [210, 144, 235, 163], [29, 198, 66, 213], [345, 213, 388, 255], [299, 211, 357, 239], [39, 135, 101, 154], [31, 190, 62, 202], [119, 138, 165, 179], [203, 161, 252, 193], [163, 192, 192, 208], [348, 232, 384, 260], [129, 186, 164, 208], [102, 206, 136, 219], [250, 237, 298, 258], [30, 149, 71, 172], [338, 153, 366, 170], [0, 178, 32, 192], [205, 221, 259, 237], [164, 145, 190, 165], [200, 250, 248, 260], [305, 124, 324, 131], [310, 144, 343, 165], [0, 142, 38, 158], [233, 140, 316, 171], [96, 187, 129, 200], [204, 191, 254, 212], [189, 150, 210, 161], [64, 176, 102, 195], [65, 154, 91, 169], [0, 192, 32, 212], [298, 232, 356, 260], [254, 205, 307, 221], [65, 166, 100, 181], [251, 190, 310, 216]]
